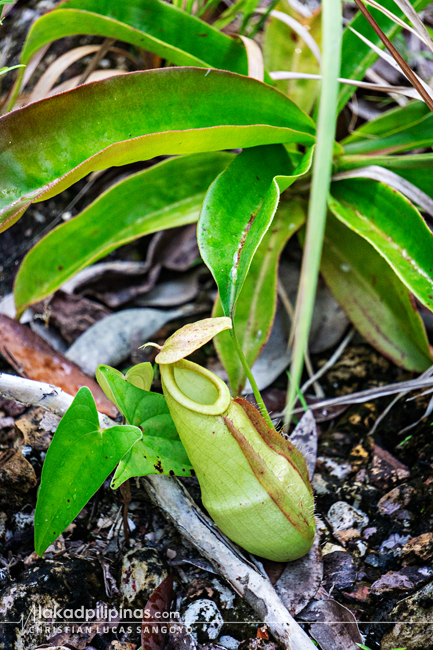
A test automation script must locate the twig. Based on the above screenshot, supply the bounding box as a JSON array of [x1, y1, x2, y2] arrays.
[[0, 372, 317, 650], [78, 38, 116, 86], [352, 0, 433, 112]]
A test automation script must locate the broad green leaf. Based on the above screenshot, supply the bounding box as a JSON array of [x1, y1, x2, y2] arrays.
[[198, 144, 314, 317], [14, 153, 234, 315], [0, 67, 315, 233], [338, 0, 430, 112], [213, 200, 305, 396], [320, 213, 431, 372], [125, 363, 153, 392], [263, 0, 321, 113], [96, 366, 193, 487], [329, 178, 433, 312], [341, 101, 433, 155], [34, 387, 141, 556], [95, 362, 154, 407], [10, 0, 248, 106], [338, 152, 433, 200]]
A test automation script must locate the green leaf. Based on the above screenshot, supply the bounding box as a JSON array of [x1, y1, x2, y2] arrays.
[[34, 387, 141, 556], [198, 144, 313, 317], [14, 152, 234, 315], [329, 178, 433, 312], [213, 200, 305, 395], [0, 67, 315, 233], [341, 101, 433, 155], [263, 0, 321, 113], [125, 363, 154, 392], [95, 362, 154, 408], [338, 152, 433, 200], [95, 366, 193, 487], [338, 0, 430, 112], [10, 0, 249, 106], [319, 213, 431, 372]]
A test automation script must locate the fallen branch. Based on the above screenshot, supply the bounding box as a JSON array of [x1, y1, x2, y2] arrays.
[[0, 372, 316, 650]]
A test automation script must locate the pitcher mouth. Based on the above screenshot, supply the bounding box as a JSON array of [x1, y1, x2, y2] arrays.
[[160, 358, 231, 416]]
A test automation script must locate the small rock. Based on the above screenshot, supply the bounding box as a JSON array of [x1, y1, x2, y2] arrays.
[[350, 443, 370, 470], [333, 527, 361, 546], [377, 484, 415, 517], [0, 416, 14, 429], [316, 457, 352, 479], [342, 583, 371, 603], [401, 532, 433, 563], [107, 642, 137, 650], [327, 501, 369, 533], [0, 450, 37, 506], [323, 551, 356, 591], [381, 581, 433, 650], [379, 533, 411, 554], [120, 547, 168, 608], [219, 636, 240, 649], [369, 445, 410, 490], [371, 571, 415, 596], [183, 599, 224, 641], [312, 473, 330, 495], [0, 398, 25, 417]]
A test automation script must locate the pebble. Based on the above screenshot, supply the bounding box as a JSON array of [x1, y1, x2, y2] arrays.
[[323, 551, 356, 591], [327, 501, 369, 533], [219, 636, 240, 649], [183, 599, 224, 640], [120, 547, 168, 608], [401, 532, 433, 563], [369, 445, 410, 490], [377, 484, 415, 517]]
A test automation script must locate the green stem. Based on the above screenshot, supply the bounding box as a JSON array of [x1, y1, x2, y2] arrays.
[[284, 0, 342, 427], [230, 328, 274, 429]]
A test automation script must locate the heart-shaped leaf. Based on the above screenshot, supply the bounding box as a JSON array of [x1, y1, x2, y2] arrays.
[[35, 386, 141, 555], [198, 144, 314, 317], [0, 67, 315, 233], [96, 366, 194, 487]]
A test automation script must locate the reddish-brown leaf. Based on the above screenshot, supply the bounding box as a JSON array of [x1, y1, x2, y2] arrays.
[[142, 575, 174, 650], [0, 314, 117, 417]]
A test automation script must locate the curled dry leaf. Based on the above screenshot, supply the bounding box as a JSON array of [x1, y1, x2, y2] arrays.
[[155, 317, 232, 364], [299, 587, 362, 650], [0, 314, 117, 417]]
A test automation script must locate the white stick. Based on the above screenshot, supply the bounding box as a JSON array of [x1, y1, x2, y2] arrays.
[[0, 372, 316, 650]]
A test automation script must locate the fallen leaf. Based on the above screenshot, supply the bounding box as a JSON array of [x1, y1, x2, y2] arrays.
[[66, 307, 191, 375], [299, 587, 362, 650], [32, 290, 111, 343], [274, 531, 323, 615], [0, 314, 116, 416], [142, 575, 174, 650]]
